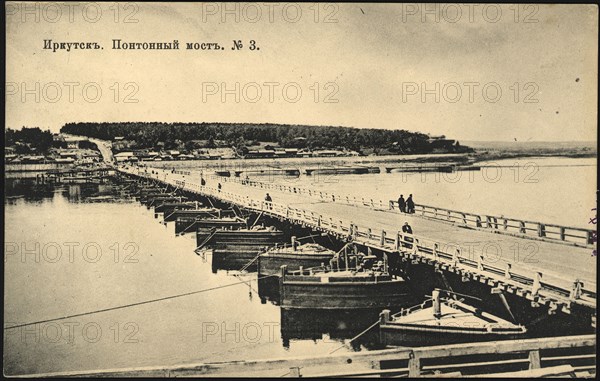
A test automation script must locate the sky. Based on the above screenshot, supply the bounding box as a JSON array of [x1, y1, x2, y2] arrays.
[[5, 2, 598, 141]]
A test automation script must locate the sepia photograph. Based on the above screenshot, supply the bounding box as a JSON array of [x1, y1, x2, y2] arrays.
[[4, 2, 598, 377]]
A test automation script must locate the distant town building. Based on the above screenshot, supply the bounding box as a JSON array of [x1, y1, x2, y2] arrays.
[[22, 155, 46, 163], [64, 138, 80, 149], [313, 150, 340, 157], [59, 151, 79, 158], [114, 152, 136, 162]]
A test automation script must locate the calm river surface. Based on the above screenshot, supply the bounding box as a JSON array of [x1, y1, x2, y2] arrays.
[[3, 156, 596, 375], [248, 157, 597, 228], [4, 183, 367, 376]]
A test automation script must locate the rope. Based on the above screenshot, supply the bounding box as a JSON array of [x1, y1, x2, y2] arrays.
[[194, 228, 218, 252], [4, 275, 278, 330], [328, 319, 381, 354], [164, 209, 177, 222], [392, 298, 433, 318], [206, 197, 215, 208], [177, 219, 199, 236], [238, 250, 264, 273], [233, 273, 260, 295], [250, 211, 264, 229]]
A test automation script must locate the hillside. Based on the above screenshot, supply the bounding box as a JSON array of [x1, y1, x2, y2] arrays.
[[60, 122, 472, 155]]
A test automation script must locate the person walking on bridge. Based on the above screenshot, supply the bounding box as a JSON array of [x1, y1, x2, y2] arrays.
[[407, 194, 415, 214], [402, 222, 413, 249], [265, 193, 273, 210], [397, 195, 406, 213]]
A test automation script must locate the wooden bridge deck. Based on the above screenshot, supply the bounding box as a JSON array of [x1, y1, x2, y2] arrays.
[[119, 166, 596, 313], [213, 172, 595, 287], [13, 334, 595, 378]]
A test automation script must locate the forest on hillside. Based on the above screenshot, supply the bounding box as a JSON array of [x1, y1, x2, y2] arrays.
[[60, 122, 471, 154]]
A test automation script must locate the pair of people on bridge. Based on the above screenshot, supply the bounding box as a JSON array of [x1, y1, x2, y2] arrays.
[[397, 194, 415, 214]]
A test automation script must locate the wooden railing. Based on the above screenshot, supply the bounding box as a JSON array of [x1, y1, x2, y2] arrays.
[[221, 175, 595, 247], [15, 334, 595, 378], [120, 166, 596, 313], [223, 175, 390, 209], [391, 201, 595, 247]]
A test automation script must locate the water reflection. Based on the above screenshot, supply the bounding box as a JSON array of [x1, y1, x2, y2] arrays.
[[280, 309, 384, 350], [258, 276, 280, 305], [4, 178, 136, 205], [7, 172, 592, 377]]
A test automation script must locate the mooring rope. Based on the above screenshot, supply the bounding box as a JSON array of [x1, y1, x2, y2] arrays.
[[194, 228, 218, 252], [238, 250, 265, 273], [177, 219, 199, 236], [328, 319, 381, 355], [4, 274, 278, 330]]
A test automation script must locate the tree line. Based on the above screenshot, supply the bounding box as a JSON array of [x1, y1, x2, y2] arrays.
[[5, 127, 54, 153], [59, 122, 469, 154]]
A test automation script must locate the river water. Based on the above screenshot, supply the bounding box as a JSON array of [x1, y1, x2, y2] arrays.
[[246, 157, 597, 228], [4, 182, 376, 376], [3, 156, 596, 375]]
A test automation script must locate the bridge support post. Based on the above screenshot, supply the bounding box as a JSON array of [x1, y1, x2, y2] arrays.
[[520, 221, 526, 234], [528, 350, 541, 369], [380, 230, 386, 246], [380, 309, 391, 324], [289, 367, 301, 377], [453, 247, 461, 266], [570, 279, 582, 300], [538, 224, 546, 237], [532, 272, 542, 296], [412, 239, 419, 255], [505, 263, 512, 279], [408, 352, 421, 377], [586, 231, 594, 245]]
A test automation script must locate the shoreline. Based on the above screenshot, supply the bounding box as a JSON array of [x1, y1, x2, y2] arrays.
[[142, 151, 596, 171]]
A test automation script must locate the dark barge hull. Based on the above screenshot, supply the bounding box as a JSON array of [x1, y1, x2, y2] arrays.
[[135, 188, 164, 195], [386, 166, 454, 173], [210, 230, 286, 272], [280, 275, 412, 310], [212, 246, 265, 272], [379, 324, 526, 347], [137, 192, 169, 201], [142, 196, 187, 207], [154, 202, 201, 214], [210, 230, 285, 246], [193, 220, 248, 243], [165, 209, 235, 222], [305, 166, 380, 175], [258, 253, 334, 277], [178, 217, 244, 235]]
